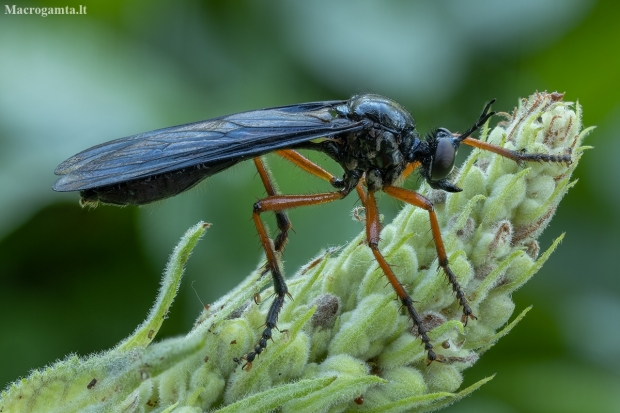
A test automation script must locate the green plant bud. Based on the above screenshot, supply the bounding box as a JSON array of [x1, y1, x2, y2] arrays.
[[424, 362, 463, 393], [477, 292, 516, 331], [363, 366, 428, 408], [1, 92, 590, 412]]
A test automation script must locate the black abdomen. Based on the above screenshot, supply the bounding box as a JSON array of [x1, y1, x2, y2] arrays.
[[80, 160, 235, 206]]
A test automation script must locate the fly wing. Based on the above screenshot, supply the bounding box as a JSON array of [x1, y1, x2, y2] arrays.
[[54, 100, 361, 191]]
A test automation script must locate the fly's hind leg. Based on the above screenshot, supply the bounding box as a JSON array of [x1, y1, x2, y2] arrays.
[[253, 151, 345, 253], [253, 157, 292, 254], [239, 188, 348, 371]]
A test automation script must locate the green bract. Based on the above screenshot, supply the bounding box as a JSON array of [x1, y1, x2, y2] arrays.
[[1, 92, 590, 412]]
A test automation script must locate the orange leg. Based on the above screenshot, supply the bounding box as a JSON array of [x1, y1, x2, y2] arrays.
[[276, 149, 371, 204], [255, 149, 349, 253], [461, 137, 571, 164], [275, 149, 341, 185], [363, 190, 437, 361], [355, 181, 367, 205], [383, 185, 476, 326], [240, 190, 347, 370], [253, 158, 291, 252], [255, 150, 349, 252], [244, 153, 354, 370], [401, 161, 421, 180]]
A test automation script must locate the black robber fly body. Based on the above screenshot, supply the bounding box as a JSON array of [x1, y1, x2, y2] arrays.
[[53, 94, 570, 369]]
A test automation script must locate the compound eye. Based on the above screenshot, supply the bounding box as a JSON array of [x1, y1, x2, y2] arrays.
[[435, 128, 452, 140], [430, 137, 457, 181]]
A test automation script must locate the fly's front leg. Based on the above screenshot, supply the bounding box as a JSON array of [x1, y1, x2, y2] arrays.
[[383, 185, 476, 325], [240, 191, 347, 371], [461, 137, 572, 165], [458, 98, 570, 165]]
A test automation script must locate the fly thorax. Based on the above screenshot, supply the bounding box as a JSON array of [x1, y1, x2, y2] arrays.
[[342, 126, 407, 190]]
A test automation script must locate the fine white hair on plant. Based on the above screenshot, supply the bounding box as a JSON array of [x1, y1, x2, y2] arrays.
[[1, 92, 591, 413]]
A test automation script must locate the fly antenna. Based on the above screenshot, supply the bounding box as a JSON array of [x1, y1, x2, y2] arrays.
[[456, 99, 496, 142]]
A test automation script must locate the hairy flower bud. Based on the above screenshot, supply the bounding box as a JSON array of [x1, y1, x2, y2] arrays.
[[1, 92, 590, 412]]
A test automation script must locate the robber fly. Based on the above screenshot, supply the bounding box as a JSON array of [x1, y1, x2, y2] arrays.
[[53, 94, 570, 369]]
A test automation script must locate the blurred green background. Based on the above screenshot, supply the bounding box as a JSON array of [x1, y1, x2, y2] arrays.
[[1, 1, 619, 411]]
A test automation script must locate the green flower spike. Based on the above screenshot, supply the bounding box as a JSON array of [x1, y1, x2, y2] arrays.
[[1, 92, 591, 412]]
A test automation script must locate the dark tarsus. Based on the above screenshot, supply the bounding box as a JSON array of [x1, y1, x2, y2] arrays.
[[54, 94, 571, 369]]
